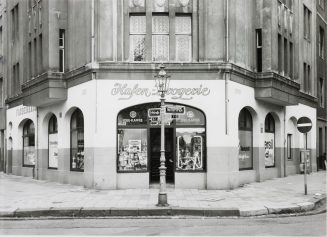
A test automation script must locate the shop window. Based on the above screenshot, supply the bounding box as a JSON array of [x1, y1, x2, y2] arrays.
[[287, 134, 292, 160], [23, 120, 35, 167], [48, 115, 58, 169], [238, 108, 253, 170], [264, 113, 275, 167], [117, 129, 148, 171], [70, 109, 84, 171], [176, 128, 205, 171], [117, 103, 206, 173]]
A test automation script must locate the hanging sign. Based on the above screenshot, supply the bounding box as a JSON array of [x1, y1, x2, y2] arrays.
[[166, 105, 185, 114], [148, 108, 161, 117]]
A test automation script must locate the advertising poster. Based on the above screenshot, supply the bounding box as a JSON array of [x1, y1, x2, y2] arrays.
[[49, 133, 59, 168], [264, 133, 275, 167], [238, 130, 252, 169]]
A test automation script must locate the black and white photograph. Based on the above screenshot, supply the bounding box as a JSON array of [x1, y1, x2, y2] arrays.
[[0, 0, 326, 236]]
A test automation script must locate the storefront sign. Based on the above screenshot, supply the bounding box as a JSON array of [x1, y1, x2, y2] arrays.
[[111, 83, 210, 100], [264, 133, 275, 167], [16, 106, 36, 116], [166, 105, 185, 114], [238, 130, 253, 169], [148, 108, 161, 117]]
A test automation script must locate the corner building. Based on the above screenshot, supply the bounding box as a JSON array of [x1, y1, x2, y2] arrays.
[[3, 0, 318, 189]]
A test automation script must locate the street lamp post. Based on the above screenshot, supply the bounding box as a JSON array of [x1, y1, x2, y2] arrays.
[[155, 63, 170, 207]]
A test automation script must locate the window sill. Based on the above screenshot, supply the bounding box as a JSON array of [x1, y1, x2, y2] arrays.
[[23, 165, 35, 168], [70, 169, 84, 172]]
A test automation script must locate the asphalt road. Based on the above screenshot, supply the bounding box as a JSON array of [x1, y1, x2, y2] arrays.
[[0, 213, 326, 236]]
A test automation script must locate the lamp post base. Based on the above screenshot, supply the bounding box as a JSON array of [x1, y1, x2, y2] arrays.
[[157, 193, 169, 207]]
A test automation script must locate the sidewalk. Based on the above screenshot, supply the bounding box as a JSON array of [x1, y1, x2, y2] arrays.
[[0, 172, 326, 217]]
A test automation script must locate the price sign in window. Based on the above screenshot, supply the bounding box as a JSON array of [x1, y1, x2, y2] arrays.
[[176, 128, 205, 171], [117, 129, 148, 171]]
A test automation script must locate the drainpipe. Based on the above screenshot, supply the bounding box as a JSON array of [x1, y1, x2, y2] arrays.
[[283, 106, 286, 177], [35, 107, 39, 179], [91, 0, 97, 132], [224, 0, 229, 135]]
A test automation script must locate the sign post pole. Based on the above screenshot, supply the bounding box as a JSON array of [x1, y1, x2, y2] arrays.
[[304, 133, 307, 195], [297, 117, 312, 196]]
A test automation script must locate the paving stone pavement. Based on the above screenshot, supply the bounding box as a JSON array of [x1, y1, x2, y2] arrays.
[[0, 172, 326, 217]]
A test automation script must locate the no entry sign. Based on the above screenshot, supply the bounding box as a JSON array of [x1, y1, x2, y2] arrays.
[[297, 117, 312, 133]]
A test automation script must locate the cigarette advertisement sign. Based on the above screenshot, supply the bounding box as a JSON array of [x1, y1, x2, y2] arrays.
[[264, 133, 275, 167], [49, 133, 58, 168]]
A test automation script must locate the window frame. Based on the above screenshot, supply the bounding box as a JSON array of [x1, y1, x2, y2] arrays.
[[70, 109, 84, 172], [48, 114, 58, 170]]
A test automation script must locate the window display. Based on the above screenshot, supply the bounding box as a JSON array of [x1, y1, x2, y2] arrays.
[[70, 109, 84, 171], [176, 128, 205, 171], [48, 115, 58, 169], [238, 108, 253, 170], [118, 129, 147, 171], [238, 130, 253, 169], [23, 120, 35, 166]]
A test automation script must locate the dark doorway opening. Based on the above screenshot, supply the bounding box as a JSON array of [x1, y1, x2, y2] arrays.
[[150, 128, 174, 184]]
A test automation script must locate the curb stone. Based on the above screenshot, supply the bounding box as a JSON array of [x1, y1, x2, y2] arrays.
[[0, 196, 325, 218], [239, 208, 268, 217]]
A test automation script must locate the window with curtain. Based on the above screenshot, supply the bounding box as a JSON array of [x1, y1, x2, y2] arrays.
[[152, 15, 169, 61], [130, 15, 146, 61]]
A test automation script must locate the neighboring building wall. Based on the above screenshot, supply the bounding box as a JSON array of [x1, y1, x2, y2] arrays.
[[0, 0, 7, 172], [316, 0, 327, 170]]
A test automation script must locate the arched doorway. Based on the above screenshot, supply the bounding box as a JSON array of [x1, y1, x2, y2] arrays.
[[117, 103, 206, 184]]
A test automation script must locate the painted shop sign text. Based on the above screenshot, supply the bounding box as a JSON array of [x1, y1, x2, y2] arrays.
[[111, 83, 210, 100]]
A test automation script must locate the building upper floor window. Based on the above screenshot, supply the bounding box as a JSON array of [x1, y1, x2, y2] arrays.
[[303, 5, 311, 41], [319, 78, 325, 108], [59, 29, 65, 73], [319, 27, 325, 59], [319, 0, 325, 9], [11, 4, 19, 44], [23, 119, 35, 167], [0, 78, 3, 107], [128, 1, 194, 62]]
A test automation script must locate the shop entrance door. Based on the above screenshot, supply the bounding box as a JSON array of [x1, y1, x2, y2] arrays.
[[150, 128, 174, 184]]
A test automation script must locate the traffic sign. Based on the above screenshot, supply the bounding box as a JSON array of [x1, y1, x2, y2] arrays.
[[297, 117, 312, 133], [148, 108, 161, 117], [166, 105, 185, 114]]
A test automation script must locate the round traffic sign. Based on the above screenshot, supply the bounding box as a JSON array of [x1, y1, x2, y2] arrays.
[[297, 117, 312, 133]]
